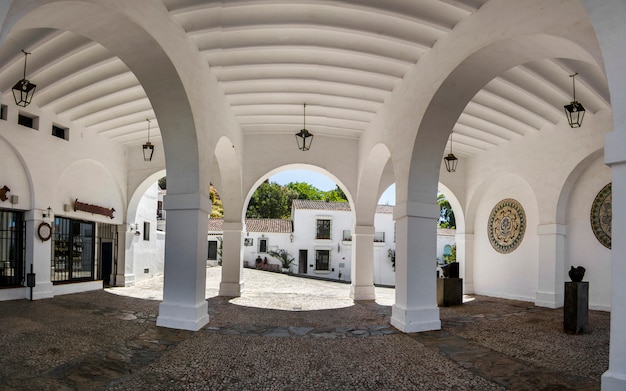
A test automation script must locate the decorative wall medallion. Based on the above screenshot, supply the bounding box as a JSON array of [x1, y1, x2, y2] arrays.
[[488, 198, 526, 254], [590, 183, 611, 249]]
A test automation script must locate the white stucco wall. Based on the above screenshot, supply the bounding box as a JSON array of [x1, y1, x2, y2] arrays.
[[129, 182, 162, 282], [565, 155, 611, 310]]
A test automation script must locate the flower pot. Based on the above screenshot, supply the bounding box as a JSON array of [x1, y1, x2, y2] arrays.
[[282, 268, 290, 273]]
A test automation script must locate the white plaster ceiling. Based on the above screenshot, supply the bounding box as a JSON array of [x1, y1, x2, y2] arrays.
[[0, 0, 610, 158]]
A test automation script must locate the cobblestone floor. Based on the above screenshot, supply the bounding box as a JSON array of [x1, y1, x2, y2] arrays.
[[0, 267, 609, 390]]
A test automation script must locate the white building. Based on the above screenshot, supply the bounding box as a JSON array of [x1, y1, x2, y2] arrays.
[[205, 200, 454, 287], [1, 2, 626, 387]]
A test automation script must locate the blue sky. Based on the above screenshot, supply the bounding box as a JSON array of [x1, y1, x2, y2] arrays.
[[270, 169, 396, 205]]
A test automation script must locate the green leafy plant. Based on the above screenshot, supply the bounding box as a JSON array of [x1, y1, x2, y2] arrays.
[[443, 244, 456, 264], [268, 248, 295, 269]]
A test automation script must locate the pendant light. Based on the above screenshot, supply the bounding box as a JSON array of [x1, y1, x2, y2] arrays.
[[142, 119, 154, 161], [12, 50, 36, 107], [564, 73, 585, 128], [295, 104, 313, 151], [444, 132, 458, 173]]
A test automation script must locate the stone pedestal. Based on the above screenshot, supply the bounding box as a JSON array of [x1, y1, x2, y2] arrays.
[[564, 281, 588, 334], [437, 278, 463, 307]]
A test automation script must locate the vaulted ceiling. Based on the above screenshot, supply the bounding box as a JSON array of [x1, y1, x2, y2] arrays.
[[0, 0, 609, 158]]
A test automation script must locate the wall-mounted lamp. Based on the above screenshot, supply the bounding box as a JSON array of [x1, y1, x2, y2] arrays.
[[42, 206, 52, 219], [295, 104, 313, 151], [12, 50, 36, 107], [129, 223, 140, 236], [142, 119, 154, 161], [289, 233, 294, 242], [444, 132, 458, 173], [564, 73, 585, 128]]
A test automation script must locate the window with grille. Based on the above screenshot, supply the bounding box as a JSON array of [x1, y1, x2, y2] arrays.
[[316, 219, 331, 239], [374, 232, 385, 243], [315, 250, 330, 271], [0, 210, 25, 287]]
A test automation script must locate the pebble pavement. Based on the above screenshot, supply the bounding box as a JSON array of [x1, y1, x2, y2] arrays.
[[0, 266, 609, 390]]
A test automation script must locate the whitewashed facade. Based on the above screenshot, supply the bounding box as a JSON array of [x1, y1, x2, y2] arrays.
[[205, 200, 455, 287]]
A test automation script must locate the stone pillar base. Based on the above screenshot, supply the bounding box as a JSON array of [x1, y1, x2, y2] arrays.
[[564, 281, 588, 334], [219, 281, 243, 297], [157, 301, 209, 331], [437, 278, 463, 307], [350, 284, 375, 301], [601, 371, 626, 391], [391, 304, 440, 333]]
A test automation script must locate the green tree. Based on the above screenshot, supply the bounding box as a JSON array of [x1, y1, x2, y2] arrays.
[[285, 182, 324, 200], [246, 180, 291, 219], [158, 176, 166, 190], [437, 193, 456, 228], [323, 185, 348, 202]]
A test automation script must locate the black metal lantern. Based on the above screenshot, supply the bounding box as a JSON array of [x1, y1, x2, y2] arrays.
[[564, 73, 585, 128], [12, 50, 36, 107], [142, 119, 154, 161], [444, 133, 458, 173], [295, 104, 313, 151]]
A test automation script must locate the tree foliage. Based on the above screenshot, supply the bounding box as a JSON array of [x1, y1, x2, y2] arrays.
[[437, 193, 456, 228], [246, 181, 348, 219], [246, 180, 291, 219], [158, 176, 166, 190], [210, 185, 223, 218]]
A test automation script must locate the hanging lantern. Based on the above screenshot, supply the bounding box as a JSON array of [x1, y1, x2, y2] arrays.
[[444, 132, 458, 173], [295, 104, 313, 151], [142, 119, 154, 161], [564, 73, 585, 128], [12, 50, 36, 107]]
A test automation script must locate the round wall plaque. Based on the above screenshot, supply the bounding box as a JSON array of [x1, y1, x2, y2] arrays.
[[590, 183, 611, 249], [37, 222, 52, 242], [488, 198, 526, 254]]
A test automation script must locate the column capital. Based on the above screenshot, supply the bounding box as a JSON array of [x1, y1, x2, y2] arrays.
[[223, 222, 243, 231], [353, 225, 375, 235], [537, 223, 567, 236], [163, 192, 211, 213], [393, 201, 439, 220], [605, 131, 626, 166]]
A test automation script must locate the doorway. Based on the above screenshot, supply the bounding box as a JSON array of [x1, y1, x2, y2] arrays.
[[299, 249, 308, 274], [101, 242, 113, 286]]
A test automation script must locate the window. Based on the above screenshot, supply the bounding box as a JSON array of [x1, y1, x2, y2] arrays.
[[18, 113, 33, 128], [207, 241, 218, 260], [143, 222, 150, 241], [52, 124, 69, 140], [0, 210, 25, 288], [374, 232, 385, 243], [259, 238, 267, 253], [0, 104, 7, 121], [316, 219, 331, 239], [342, 230, 352, 241], [315, 250, 330, 271]]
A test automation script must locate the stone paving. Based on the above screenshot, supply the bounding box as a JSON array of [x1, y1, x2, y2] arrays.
[[0, 266, 610, 390]]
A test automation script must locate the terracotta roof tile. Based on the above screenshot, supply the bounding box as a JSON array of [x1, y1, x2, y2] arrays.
[[208, 218, 292, 233], [292, 199, 352, 211]]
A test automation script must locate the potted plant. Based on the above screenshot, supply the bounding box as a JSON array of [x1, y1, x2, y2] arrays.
[[268, 248, 294, 273]]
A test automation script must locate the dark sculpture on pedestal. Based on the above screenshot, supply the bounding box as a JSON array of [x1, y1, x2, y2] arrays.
[[568, 266, 586, 282], [441, 262, 459, 278]]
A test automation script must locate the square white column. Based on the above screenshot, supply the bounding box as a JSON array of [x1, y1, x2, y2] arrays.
[[219, 222, 244, 297], [157, 193, 210, 331], [350, 225, 375, 300]]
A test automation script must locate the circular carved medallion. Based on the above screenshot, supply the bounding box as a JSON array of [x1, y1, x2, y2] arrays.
[[590, 183, 611, 249], [488, 198, 526, 254]]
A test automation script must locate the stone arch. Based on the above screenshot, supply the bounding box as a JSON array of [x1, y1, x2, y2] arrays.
[[54, 159, 126, 224], [242, 164, 355, 222], [127, 169, 167, 228], [5, 0, 206, 195], [0, 134, 34, 210]]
